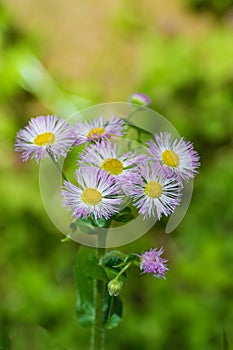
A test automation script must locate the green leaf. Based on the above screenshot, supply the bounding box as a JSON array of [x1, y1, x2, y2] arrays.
[[84, 253, 108, 282], [75, 248, 126, 330], [72, 216, 110, 235], [222, 330, 229, 350], [91, 217, 108, 228], [100, 250, 127, 281], [103, 292, 123, 330], [112, 206, 135, 223], [74, 247, 108, 327], [99, 251, 127, 329], [100, 250, 126, 268], [113, 213, 135, 222]]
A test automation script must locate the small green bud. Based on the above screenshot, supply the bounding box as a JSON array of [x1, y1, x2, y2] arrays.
[[108, 279, 124, 297]]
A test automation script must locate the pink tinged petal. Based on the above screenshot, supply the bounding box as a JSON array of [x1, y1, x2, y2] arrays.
[[128, 92, 151, 107], [126, 161, 182, 220], [74, 116, 125, 145], [61, 167, 123, 220], [15, 115, 76, 162], [77, 140, 145, 191], [146, 132, 200, 183], [139, 248, 168, 279]]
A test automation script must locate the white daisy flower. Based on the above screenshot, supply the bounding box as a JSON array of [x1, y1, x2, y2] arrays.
[[15, 115, 76, 162], [74, 116, 125, 145], [147, 132, 200, 182], [77, 140, 145, 186], [126, 161, 182, 220], [62, 167, 122, 220]]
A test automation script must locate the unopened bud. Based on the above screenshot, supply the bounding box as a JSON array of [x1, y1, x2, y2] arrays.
[[128, 92, 151, 107], [107, 279, 124, 297]]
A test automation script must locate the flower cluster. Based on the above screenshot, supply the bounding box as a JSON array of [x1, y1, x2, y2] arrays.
[[15, 113, 200, 222], [15, 99, 200, 280]]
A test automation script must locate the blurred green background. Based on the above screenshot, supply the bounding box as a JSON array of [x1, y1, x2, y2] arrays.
[[0, 0, 233, 349]]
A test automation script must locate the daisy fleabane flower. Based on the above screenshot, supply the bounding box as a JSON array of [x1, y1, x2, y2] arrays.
[[126, 161, 182, 220], [74, 116, 125, 145], [139, 248, 168, 279], [61, 167, 122, 220], [78, 140, 145, 186], [147, 132, 200, 182], [15, 115, 76, 162]]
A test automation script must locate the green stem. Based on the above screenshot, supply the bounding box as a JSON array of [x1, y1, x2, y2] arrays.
[[91, 233, 107, 350], [126, 122, 152, 137], [127, 107, 138, 121], [46, 149, 68, 181], [115, 261, 133, 280], [107, 296, 114, 323]]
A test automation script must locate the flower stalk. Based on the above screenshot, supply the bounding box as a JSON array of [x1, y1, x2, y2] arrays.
[[91, 246, 106, 350], [46, 149, 68, 181], [91, 230, 107, 350]]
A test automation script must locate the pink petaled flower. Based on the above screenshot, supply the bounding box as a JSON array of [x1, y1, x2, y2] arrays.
[[140, 248, 168, 279], [77, 140, 145, 187], [15, 115, 76, 162], [74, 116, 125, 145], [61, 167, 122, 220], [126, 161, 182, 220], [147, 132, 200, 182]]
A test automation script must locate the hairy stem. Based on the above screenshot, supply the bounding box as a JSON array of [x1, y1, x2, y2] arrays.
[[46, 149, 68, 181], [91, 233, 107, 350]]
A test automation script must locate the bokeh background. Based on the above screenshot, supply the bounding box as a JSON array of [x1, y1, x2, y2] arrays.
[[0, 0, 233, 349]]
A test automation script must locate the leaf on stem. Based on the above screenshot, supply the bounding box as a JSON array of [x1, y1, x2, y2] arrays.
[[112, 206, 135, 223], [74, 247, 108, 327], [103, 293, 123, 330]]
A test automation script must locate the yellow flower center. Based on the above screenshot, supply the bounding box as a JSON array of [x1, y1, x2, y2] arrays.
[[144, 181, 162, 198], [81, 188, 102, 206], [101, 158, 123, 175], [162, 149, 179, 167], [34, 132, 56, 146], [87, 127, 106, 138]]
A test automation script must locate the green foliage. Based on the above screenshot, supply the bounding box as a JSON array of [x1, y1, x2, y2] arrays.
[[74, 247, 107, 327], [100, 251, 126, 270], [185, 0, 233, 16], [74, 248, 125, 330], [103, 294, 123, 330], [112, 206, 135, 223]]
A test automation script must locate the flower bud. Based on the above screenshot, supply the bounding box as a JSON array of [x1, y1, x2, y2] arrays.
[[107, 279, 124, 297], [128, 92, 151, 107]]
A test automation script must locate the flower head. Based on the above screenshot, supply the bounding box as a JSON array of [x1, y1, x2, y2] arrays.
[[62, 167, 122, 220], [139, 248, 168, 279], [126, 161, 181, 220], [147, 132, 200, 182], [15, 115, 76, 162], [128, 92, 151, 107], [74, 116, 125, 146], [78, 141, 144, 186]]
